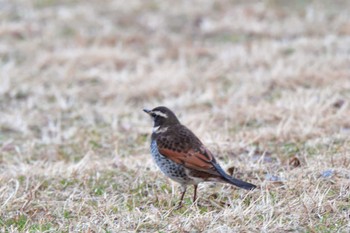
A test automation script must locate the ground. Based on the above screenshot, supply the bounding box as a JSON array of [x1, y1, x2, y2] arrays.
[[0, 0, 350, 232]]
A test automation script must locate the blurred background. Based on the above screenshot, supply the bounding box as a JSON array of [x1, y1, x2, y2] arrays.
[[1, 0, 350, 231], [1, 0, 349, 160]]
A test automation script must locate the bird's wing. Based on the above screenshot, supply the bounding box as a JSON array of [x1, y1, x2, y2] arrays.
[[156, 125, 257, 190], [156, 126, 221, 176], [158, 147, 220, 176]]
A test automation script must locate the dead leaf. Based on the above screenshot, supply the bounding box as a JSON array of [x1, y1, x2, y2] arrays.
[[227, 166, 235, 176], [289, 156, 301, 167]]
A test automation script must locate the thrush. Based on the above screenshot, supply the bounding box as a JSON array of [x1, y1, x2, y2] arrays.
[[144, 106, 256, 208]]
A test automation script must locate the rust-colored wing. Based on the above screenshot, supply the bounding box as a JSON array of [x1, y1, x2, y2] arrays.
[[156, 125, 220, 176], [155, 125, 257, 190]]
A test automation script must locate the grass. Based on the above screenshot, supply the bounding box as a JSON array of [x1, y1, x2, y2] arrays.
[[1, 0, 350, 232]]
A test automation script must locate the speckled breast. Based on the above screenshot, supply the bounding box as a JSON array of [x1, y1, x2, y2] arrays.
[[150, 140, 191, 184]]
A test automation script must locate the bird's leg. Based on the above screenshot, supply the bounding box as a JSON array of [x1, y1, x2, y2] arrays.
[[176, 186, 187, 209], [193, 184, 198, 203]]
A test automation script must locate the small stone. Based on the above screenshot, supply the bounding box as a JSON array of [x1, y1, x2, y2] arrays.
[[321, 170, 334, 178], [265, 174, 284, 182]]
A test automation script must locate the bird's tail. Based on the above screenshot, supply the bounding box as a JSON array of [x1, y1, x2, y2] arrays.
[[213, 163, 256, 190], [223, 176, 256, 190]]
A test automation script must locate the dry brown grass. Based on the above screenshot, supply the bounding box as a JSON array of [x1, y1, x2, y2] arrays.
[[1, 0, 350, 232]]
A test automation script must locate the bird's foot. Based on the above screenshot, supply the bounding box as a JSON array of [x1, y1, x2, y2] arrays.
[[175, 202, 183, 210]]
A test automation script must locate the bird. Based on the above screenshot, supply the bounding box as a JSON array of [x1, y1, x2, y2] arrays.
[[143, 106, 256, 208]]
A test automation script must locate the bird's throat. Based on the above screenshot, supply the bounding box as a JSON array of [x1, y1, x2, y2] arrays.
[[153, 126, 168, 134]]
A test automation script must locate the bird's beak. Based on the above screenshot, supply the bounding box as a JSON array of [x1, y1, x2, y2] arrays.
[[143, 108, 152, 114]]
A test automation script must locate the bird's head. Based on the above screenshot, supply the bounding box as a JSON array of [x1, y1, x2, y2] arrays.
[[143, 106, 180, 130]]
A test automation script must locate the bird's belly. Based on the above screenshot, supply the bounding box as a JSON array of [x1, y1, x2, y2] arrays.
[[150, 140, 193, 184]]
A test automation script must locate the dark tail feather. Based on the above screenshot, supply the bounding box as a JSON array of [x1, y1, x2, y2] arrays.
[[213, 163, 256, 190], [224, 176, 256, 190]]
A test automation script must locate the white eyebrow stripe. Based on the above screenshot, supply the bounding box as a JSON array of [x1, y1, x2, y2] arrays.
[[152, 111, 168, 118]]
